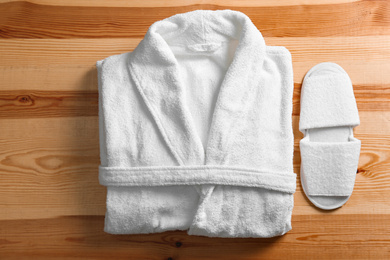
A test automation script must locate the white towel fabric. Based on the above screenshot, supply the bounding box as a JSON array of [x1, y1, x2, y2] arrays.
[[300, 140, 361, 196], [299, 69, 360, 131], [96, 9, 297, 238]]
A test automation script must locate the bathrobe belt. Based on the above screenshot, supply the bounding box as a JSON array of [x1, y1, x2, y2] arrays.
[[99, 165, 297, 194]]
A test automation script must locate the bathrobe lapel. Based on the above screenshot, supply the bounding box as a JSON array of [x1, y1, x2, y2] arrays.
[[128, 17, 266, 166], [128, 32, 205, 166]]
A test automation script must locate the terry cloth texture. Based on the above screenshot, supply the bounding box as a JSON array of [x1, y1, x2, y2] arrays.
[[97, 9, 297, 238]]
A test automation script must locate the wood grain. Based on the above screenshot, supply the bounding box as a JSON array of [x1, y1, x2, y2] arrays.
[[0, 215, 389, 259], [0, 0, 363, 7], [1, 37, 389, 83], [1, 0, 389, 259], [0, 1, 389, 38], [0, 90, 98, 118], [0, 82, 388, 119]]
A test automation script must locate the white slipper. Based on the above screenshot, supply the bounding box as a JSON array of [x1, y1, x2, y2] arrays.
[[299, 62, 361, 210]]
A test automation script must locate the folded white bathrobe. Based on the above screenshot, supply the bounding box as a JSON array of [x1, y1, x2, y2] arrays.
[[97, 9, 296, 238]]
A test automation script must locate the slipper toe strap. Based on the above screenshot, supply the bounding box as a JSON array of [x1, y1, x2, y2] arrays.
[[300, 138, 361, 196], [299, 75, 360, 132]]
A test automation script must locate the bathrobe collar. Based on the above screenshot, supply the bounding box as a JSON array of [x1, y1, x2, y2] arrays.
[[127, 10, 266, 165]]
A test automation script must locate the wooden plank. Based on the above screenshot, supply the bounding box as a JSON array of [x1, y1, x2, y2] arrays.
[[293, 83, 390, 115], [0, 39, 136, 65], [0, 0, 361, 7], [0, 214, 389, 259], [1, 36, 389, 67], [0, 65, 99, 91], [0, 1, 389, 38], [0, 90, 98, 118]]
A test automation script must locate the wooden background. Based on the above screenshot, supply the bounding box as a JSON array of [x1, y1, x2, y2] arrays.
[[1, 0, 389, 259]]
